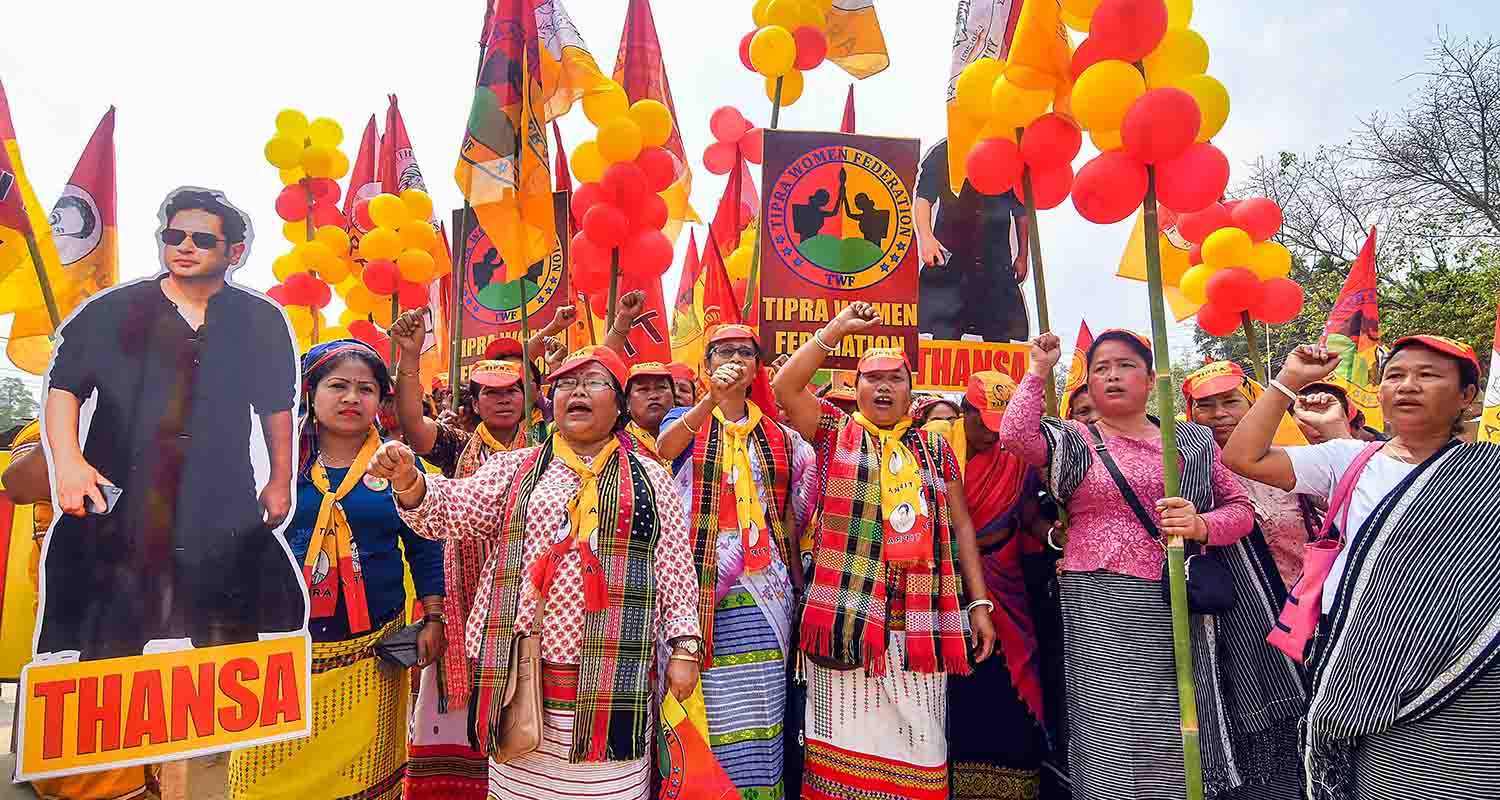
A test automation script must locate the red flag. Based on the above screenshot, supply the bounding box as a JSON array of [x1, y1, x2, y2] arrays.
[[709, 160, 758, 255], [381, 95, 431, 199], [0, 82, 30, 236], [700, 231, 742, 329], [1320, 226, 1382, 428], [553, 121, 572, 195], [1057, 320, 1094, 420], [614, 273, 674, 365], [344, 116, 380, 234], [669, 228, 706, 365], [612, 0, 698, 240], [658, 692, 738, 800], [841, 84, 856, 133], [674, 228, 702, 313]]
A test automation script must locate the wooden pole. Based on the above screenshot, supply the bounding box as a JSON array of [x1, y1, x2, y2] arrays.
[[517, 279, 536, 444], [304, 183, 320, 344], [606, 248, 621, 333], [1143, 164, 1204, 800], [448, 207, 469, 412], [22, 232, 61, 333], [1016, 126, 1058, 416], [770, 77, 785, 129], [389, 295, 400, 366], [1241, 311, 1268, 385]]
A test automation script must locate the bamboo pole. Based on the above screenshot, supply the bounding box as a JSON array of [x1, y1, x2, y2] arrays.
[[389, 295, 400, 366], [1016, 126, 1058, 416], [744, 77, 785, 322], [517, 279, 536, 444], [1143, 165, 1204, 800], [448, 208, 470, 411], [606, 248, 621, 332], [304, 183, 320, 344], [22, 232, 61, 333], [1241, 311, 1267, 385]]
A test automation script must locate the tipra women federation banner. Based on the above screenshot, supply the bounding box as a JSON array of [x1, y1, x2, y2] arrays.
[[17, 188, 310, 781], [757, 130, 921, 370]]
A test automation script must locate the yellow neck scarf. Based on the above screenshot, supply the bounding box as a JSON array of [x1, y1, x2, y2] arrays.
[[304, 428, 382, 633], [714, 402, 773, 573], [533, 434, 621, 612], [923, 418, 968, 474], [625, 421, 662, 462], [477, 421, 518, 452], [853, 412, 930, 567]]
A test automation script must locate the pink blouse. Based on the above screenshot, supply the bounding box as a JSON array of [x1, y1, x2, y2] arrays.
[[999, 373, 1254, 581], [399, 445, 701, 664]]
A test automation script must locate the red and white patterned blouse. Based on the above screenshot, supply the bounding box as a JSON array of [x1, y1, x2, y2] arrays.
[[399, 444, 701, 664]]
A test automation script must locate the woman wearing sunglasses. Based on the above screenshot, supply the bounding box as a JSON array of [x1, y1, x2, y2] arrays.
[[370, 345, 703, 800], [1223, 335, 1500, 800]]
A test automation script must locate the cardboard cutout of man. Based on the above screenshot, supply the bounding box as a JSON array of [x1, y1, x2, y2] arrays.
[[37, 186, 304, 661]]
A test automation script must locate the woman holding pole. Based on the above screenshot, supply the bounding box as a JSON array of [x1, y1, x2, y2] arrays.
[[998, 330, 1304, 800]]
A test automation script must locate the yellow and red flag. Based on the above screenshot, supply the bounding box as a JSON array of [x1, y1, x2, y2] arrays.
[[1320, 227, 1383, 429], [841, 84, 857, 133], [1481, 296, 1500, 443], [1058, 319, 1093, 419], [612, 0, 699, 242], [534, 0, 610, 121], [700, 230, 743, 331], [345, 115, 381, 239], [826, 0, 891, 80], [0, 80, 73, 337], [1116, 207, 1200, 321], [382, 95, 452, 387], [658, 687, 737, 800], [669, 227, 705, 365]]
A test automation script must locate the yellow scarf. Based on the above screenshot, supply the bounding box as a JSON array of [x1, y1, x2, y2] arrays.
[[476, 421, 518, 452], [923, 418, 968, 474], [303, 428, 381, 633], [625, 421, 663, 463], [715, 403, 773, 573], [853, 412, 930, 567], [530, 434, 620, 612]]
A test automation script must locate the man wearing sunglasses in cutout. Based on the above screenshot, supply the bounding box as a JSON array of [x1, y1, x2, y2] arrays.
[[37, 187, 303, 661]]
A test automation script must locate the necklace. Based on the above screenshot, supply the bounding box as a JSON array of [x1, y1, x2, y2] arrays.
[[317, 449, 357, 469]]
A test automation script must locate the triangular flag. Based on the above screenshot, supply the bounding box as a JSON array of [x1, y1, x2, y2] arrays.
[[0, 79, 72, 324], [841, 84, 856, 133], [1480, 295, 1500, 443], [700, 230, 742, 330], [1058, 320, 1094, 420], [553, 121, 573, 196], [1320, 227, 1382, 429], [670, 228, 705, 365]]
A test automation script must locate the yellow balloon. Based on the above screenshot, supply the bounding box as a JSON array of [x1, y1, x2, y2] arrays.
[[265, 136, 303, 170], [1061, 0, 1101, 17], [629, 100, 674, 149], [317, 256, 351, 284], [572, 141, 607, 183], [979, 117, 1021, 141], [991, 78, 1052, 129], [765, 0, 806, 28], [369, 194, 410, 229], [1165, 0, 1193, 29], [1071, 60, 1145, 132], [1171, 74, 1229, 141], [768, 70, 804, 105], [400, 221, 439, 251], [725, 248, 753, 283], [275, 109, 308, 137], [401, 189, 434, 222], [1202, 227, 1252, 269], [283, 221, 310, 244], [397, 249, 437, 283], [315, 225, 351, 256], [346, 286, 379, 315], [956, 58, 1005, 122], [1144, 30, 1209, 88], [1179, 264, 1215, 304], [339, 308, 365, 327], [296, 240, 337, 272], [1090, 128, 1123, 151], [308, 117, 343, 148], [360, 227, 402, 262], [1062, 9, 1091, 31], [328, 150, 350, 181], [597, 116, 644, 163], [285, 306, 315, 338], [279, 167, 306, 186], [369, 303, 395, 327], [751, 0, 774, 27], [1248, 241, 1292, 280], [582, 82, 629, 126], [272, 253, 306, 283], [301, 145, 336, 178], [749, 25, 797, 78], [320, 326, 351, 344]]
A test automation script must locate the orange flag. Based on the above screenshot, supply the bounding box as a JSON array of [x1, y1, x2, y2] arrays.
[[669, 228, 705, 364], [1058, 320, 1093, 420], [700, 230, 742, 330], [1320, 227, 1382, 429], [658, 690, 738, 800]]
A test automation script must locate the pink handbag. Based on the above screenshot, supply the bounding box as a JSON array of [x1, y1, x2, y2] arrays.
[[1266, 441, 1385, 663]]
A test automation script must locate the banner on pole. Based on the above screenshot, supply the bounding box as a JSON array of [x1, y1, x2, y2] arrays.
[[758, 130, 920, 369], [914, 339, 1029, 392]]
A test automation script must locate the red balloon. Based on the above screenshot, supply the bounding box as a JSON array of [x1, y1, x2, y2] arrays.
[[572, 181, 605, 221], [636, 147, 678, 193], [1231, 197, 1284, 242], [1020, 163, 1075, 210], [354, 199, 375, 232], [631, 193, 670, 232], [308, 178, 341, 205], [1177, 202, 1232, 244], [601, 162, 649, 208], [1205, 267, 1261, 312], [1090, 0, 1169, 62], [1188, 243, 1204, 266], [283, 272, 317, 305], [1072, 151, 1149, 224], [1022, 113, 1083, 169], [398, 280, 428, 311], [275, 186, 308, 222], [739, 31, 757, 72], [619, 229, 674, 277], [1196, 302, 1242, 337], [312, 203, 345, 229], [588, 290, 611, 319], [704, 141, 738, 175], [710, 106, 751, 144], [966, 137, 1024, 196], [570, 230, 611, 274], [1069, 36, 1109, 82], [266, 284, 292, 306], [363, 260, 400, 296], [793, 26, 828, 70], [583, 204, 630, 248], [1121, 88, 1201, 164], [307, 278, 333, 309], [740, 128, 765, 164], [1251, 278, 1304, 324], [348, 320, 380, 342], [1155, 142, 1230, 214]]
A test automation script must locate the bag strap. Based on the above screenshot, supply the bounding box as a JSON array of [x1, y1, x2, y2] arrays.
[[1086, 423, 1161, 540], [1317, 441, 1387, 543]]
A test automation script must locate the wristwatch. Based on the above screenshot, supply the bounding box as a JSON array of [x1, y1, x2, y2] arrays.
[[670, 636, 703, 659]]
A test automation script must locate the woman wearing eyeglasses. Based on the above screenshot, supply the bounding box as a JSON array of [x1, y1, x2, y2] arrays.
[[653, 323, 816, 799], [369, 345, 702, 800]]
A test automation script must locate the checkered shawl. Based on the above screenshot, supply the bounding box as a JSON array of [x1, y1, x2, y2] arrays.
[[800, 407, 970, 676], [469, 432, 663, 763], [687, 413, 793, 665]]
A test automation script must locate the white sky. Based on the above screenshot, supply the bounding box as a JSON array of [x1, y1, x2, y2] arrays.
[[2, 0, 1495, 391]]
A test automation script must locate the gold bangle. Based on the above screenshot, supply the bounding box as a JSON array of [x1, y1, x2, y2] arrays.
[[682, 414, 702, 435], [392, 471, 424, 496], [669, 652, 701, 664]]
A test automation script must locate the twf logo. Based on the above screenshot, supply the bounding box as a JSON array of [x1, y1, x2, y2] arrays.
[[620, 310, 665, 359]]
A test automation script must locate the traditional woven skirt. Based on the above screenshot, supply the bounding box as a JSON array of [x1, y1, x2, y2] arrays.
[[949, 652, 1043, 800], [802, 631, 949, 800], [402, 663, 487, 799], [487, 663, 651, 800], [228, 621, 407, 800], [702, 578, 791, 800]]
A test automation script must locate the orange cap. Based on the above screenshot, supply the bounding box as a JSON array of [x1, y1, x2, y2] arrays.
[[549, 345, 628, 388], [483, 336, 524, 361], [1390, 335, 1481, 374], [857, 346, 910, 374], [470, 360, 522, 389], [1182, 361, 1246, 404], [965, 370, 1017, 431], [667, 361, 697, 382], [627, 361, 674, 381], [707, 323, 759, 347]]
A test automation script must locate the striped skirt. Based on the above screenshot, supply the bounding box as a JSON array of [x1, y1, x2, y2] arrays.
[[802, 631, 949, 800], [228, 621, 408, 800], [702, 581, 790, 800], [402, 663, 488, 799], [487, 663, 651, 800]]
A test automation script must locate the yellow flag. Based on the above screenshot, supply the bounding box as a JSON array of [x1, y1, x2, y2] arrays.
[[1116, 210, 1200, 322]]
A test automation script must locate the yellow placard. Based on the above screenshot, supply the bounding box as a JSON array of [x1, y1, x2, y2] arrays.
[[17, 634, 311, 780], [915, 339, 1031, 393]]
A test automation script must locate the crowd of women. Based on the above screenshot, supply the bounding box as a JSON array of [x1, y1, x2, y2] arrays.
[[8, 293, 1498, 800]]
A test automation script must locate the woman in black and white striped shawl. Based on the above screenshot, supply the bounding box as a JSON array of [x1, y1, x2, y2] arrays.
[[1225, 335, 1499, 800]]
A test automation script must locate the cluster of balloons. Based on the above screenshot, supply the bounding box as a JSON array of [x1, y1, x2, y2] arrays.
[[1064, 0, 1233, 223], [967, 113, 1083, 207], [263, 110, 351, 187], [703, 106, 765, 176], [738, 0, 833, 106], [1167, 198, 1304, 334]]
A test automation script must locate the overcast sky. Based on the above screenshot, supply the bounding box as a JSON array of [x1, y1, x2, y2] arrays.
[[2, 0, 1496, 388]]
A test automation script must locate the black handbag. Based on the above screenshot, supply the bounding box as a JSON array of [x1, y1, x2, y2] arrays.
[[373, 621, 425, 669], [1085, 424, 1236, 615]]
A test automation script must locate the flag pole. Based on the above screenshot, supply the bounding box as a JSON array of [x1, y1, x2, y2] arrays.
[[1016, 126, 1058, 416], [606, 248, 621, 332], [304, 182, 320, 344], [1241, 312, 1267, 384], [744, 80, 784, 322], [517, 278, 536, 443], [21, 232, 61, 332], [448, 1, 494, 413], [390, 295, 400, 365]]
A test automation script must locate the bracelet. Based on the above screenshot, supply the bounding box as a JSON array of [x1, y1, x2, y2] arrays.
[[669, 653, 702, 664], [423, 613, 445, 624], [965, 598, 995, 615], [1268, 379, 1299, 402], [812, 327, 838, 353], [682, 413, 702, 435], [393, 471, 424, 496]]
